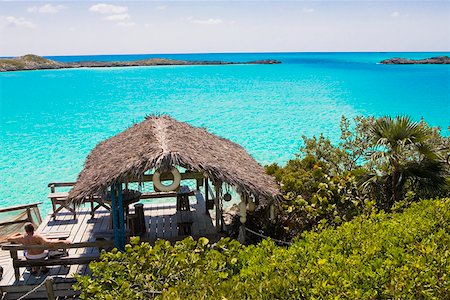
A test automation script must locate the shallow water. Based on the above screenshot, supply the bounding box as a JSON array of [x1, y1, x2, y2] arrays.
[[0, 52, 449, 214]]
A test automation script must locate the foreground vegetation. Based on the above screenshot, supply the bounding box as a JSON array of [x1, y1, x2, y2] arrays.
[[75, 198, 450, 299], [75, 115, 449, 299], [262, 116, 449, 239]]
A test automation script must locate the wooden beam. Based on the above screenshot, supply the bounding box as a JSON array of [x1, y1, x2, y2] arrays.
[[140, 191, 188, 199], [128, 171, 205, 183], [47, 182, 76, 188], [0, 203, 42, 214], [0, 279, 81, 299], [0, 279, 77, 293], [0, 219, 29, 227], [2, 240, 113, 251]]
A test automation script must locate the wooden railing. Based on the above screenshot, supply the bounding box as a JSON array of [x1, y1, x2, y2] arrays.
[[0, 203, 43, 227], [48, 182, 76, 193], [2, 240, 113, 281]]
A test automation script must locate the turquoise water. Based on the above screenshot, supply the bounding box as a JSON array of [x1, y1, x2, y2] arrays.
[[0, 52, 449, 214]]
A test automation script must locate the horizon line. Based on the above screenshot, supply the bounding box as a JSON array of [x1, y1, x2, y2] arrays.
[[2, 50, 450, 58]]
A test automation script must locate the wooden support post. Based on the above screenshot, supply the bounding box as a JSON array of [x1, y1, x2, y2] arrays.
[[220, 195, 224, 232], [90, 198, 95, 218], [111, 185, 119, 250], [45, 277, 56, 300], [117, 182, 125, 251], [196, 178, 200, 191], [205, 178, 209, 214], [72, 202, 76, 220], [214, 181, 222, 231]]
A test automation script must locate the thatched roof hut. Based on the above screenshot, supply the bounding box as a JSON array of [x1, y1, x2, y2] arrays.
[[68, 115, 280, 205]]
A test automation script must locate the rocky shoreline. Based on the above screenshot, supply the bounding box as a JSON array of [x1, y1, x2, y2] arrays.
[[380, 56, 450, 64], [0, 54, 281, 72]]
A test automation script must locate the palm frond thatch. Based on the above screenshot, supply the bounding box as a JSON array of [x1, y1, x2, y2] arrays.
[[68, 115, 280, 206]]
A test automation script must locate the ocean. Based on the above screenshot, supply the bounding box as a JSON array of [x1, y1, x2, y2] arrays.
[[0, 52, 449, 214]]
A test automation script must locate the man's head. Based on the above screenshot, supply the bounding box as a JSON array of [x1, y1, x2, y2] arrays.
[[24, 223, 35, 235]]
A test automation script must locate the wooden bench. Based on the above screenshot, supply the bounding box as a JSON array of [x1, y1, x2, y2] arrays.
[[1, 240, 113, 281], [40, 231, 71, 240], [48, 182, 110, 219]]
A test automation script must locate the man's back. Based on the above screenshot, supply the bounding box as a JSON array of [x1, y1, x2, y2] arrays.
[[21, 234, 46, 256]]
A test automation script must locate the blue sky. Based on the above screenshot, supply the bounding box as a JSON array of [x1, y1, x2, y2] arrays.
[[0, 1, 449, 56]]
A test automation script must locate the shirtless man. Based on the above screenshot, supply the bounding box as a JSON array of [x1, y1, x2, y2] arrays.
[[7, 223, 70, 274]]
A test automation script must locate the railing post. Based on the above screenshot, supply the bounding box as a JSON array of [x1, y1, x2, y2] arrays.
[[26, 208, 32, 223], [45, 277, 56, 300], [35, 205, 43, 223], [10, 250, 20, 281]]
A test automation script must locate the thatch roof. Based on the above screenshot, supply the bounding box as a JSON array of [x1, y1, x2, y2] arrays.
[[68, 115, 280, 205]]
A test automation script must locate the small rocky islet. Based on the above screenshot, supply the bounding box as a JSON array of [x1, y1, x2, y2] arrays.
[[0, 54, 281, 72], [380, 56, 450, 64]]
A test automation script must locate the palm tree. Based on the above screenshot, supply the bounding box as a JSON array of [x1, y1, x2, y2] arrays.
[[361, 116, 447, 210]]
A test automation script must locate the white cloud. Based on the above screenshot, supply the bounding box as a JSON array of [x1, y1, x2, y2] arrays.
[[0, 15, 36, 29], [117, 21, 136, 27], [104, 13, 130, 21], [187, 17, 223, 25], [156, 5, 166, 11], [391, 11, 400, 17], [302, 8, 315, 13], [90, 3, 133, 26], [28, 4, 66, 14], [89, 3, 128, 14]]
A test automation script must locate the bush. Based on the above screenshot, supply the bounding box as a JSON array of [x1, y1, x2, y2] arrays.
[[75, 198, 450, 299], [262, 116, 449, 238], [266, 155, 373, 236]]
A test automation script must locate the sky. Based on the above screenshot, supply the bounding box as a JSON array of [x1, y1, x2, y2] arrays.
[[0, 1, 449, 56]]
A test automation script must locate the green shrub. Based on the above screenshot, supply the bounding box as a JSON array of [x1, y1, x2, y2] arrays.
[[75, 198, 450, 299], [266, 155, 373, 236], [263, 116, 449, 238]]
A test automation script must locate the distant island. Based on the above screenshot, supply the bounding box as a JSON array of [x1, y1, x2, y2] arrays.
[[0, 54, 281, 72], [380, 56, 450, 64]]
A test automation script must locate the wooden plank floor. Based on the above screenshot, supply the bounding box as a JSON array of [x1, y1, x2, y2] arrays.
[[0, 191, 217, 295], [139, 191, 216, 241]]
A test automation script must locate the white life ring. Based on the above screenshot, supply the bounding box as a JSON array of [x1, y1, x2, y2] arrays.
[[153, 168, 181, 192]]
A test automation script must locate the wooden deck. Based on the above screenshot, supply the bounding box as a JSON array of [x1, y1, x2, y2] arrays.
[[0, 190, 217, 298]]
